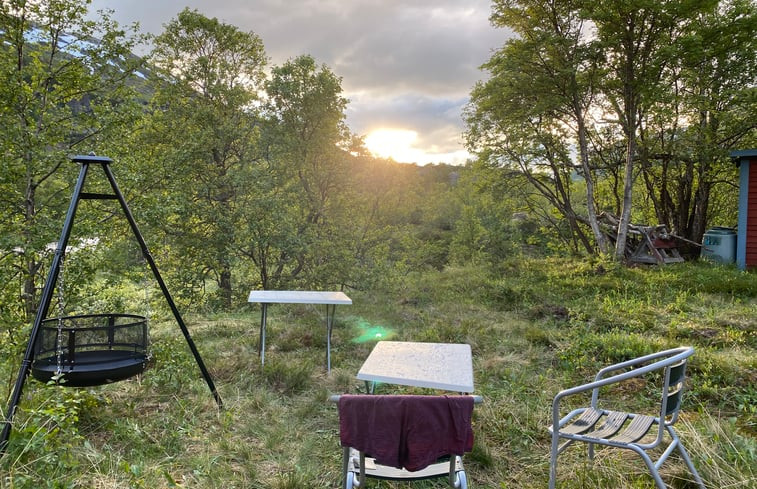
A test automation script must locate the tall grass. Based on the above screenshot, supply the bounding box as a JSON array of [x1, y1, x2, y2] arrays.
[[1, 258, 754, 488]]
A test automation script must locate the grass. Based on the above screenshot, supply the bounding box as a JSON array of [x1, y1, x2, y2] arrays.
[[1, 258, 755, 488]]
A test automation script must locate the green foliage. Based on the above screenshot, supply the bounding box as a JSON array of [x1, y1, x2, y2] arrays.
[[484, 278, 536, 312], [3, 385, 102, 488], [467, 0, 756, 255], [261, 358, 313, 395], [558, 330, 665, 372], [142, 8, 268, 308], [141, 333, 198, 392], [0, 259, 754, 488], [0, 0, 144, 329]]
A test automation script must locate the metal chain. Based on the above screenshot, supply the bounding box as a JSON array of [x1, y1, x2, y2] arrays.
[[55, 252, 66, 377], [143, 259, 152, 359], [143, 263, 150, 322]]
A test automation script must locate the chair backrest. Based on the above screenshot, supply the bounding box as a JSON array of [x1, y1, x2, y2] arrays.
[[589, 347, 694, 425], [661, 356, 689, 423]]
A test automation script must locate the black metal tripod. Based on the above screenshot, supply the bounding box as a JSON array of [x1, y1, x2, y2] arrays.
[[0, 154, 223, 456]]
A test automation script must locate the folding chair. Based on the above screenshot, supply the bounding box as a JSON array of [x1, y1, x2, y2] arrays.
[[331, 394, 481, 489], [548, 346, 705, 489]]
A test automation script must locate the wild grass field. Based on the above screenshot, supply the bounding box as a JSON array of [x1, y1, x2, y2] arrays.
[[1, 258, 755, 488]]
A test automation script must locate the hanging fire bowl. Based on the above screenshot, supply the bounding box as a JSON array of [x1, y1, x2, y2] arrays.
[[31, 313, 148, 387]]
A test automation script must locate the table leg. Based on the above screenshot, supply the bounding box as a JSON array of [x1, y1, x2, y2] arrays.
[[259, 303, 268, 366], [326, 303, 338, 373]]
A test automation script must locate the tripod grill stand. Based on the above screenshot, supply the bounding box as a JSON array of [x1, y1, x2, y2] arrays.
[[1, 154, 222, 455]]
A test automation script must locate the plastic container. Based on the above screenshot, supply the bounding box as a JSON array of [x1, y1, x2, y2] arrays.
[[701, 227, 737, 263]]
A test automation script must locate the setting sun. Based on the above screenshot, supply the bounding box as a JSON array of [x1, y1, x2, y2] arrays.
[[364, 128, 420, 163]]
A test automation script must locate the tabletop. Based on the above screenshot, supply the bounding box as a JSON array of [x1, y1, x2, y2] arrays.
[[356, 341, 474, 393], [247, 290, 352, 305]]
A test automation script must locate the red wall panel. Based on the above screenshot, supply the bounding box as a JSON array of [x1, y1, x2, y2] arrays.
[[747, 160, 757, 267]]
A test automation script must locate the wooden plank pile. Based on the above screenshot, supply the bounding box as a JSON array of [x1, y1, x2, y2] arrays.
[[626, 224, 685, 265], [598, 214, 685, 265]]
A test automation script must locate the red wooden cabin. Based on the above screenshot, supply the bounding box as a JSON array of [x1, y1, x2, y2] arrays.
[[732, 149, 757, 270]]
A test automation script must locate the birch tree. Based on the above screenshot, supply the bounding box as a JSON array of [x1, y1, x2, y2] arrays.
[[467, 0, 607, 254], [587, 0, 717, 258]]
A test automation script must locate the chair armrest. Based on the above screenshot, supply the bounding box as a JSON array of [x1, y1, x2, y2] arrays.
[[551, 370, 638, 433], [328, 394, 483, 404], [593, 347, 693, 382]]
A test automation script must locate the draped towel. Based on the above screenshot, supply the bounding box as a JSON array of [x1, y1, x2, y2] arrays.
[[337, 394, 474, 472]]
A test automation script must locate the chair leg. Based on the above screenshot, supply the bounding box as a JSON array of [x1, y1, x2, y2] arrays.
[[632, 446, 668, 489], [457, 470, 468, 489], [449, 456, 467, 489], [662, 425, 706, 489], [675, 438, 706, 489], [358, 451, 366, 487], [343, 447, 362, 489], [549, 432, 559, 489], [344, 471, 355, 489], [342, 447, 349, 476]]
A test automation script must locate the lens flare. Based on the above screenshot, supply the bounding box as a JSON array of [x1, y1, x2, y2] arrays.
[[351, 319, 395, 343]]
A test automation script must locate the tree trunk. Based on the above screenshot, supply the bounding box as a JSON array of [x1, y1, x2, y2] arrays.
[[576, 106, 609, 254], [219, 265, 232, 308], [615, 135, 636, 261], [22, 164, 38, 320], [614, 29, 638, 262]]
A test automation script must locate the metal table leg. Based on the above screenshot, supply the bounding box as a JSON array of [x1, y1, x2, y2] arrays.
[[326, 303, 336, 372], [259, 303, 268, 366]]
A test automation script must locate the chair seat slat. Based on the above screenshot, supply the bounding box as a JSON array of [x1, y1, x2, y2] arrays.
[[559, 408, 602, 434], [609, 414, 656, 444], [583, 411, 628, 439], [351, 449, 463, 480]]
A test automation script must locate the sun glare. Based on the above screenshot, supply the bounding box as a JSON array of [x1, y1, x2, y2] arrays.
[[365, 128, 420, 163]]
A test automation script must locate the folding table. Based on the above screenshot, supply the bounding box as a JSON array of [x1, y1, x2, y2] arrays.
[[356, 341, 474, 393], [247, 290, 352, 371]]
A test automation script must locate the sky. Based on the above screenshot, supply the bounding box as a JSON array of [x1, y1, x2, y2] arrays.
[[88, 1, 510, 165]]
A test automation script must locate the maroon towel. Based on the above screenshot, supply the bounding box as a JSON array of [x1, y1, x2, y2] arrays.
[[337, 394, 474, 472]]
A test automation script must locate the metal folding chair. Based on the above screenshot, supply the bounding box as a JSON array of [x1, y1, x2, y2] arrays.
[[331, 394, 481, 489], [548, 346, 705, 489]]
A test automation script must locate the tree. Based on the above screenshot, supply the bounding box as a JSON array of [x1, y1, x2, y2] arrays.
[[146, 8, 267, 307], [586, 0, 717, 259], [242, 55, 352, 289], [467, 0, 606, 255], [639, 0, 757, 241], [482, 0, 608, 253], [0, 0, 143, 324], [467, 0, 748, 261]]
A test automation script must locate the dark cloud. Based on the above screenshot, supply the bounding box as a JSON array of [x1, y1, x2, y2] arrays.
[[89, 0, 510, 164]]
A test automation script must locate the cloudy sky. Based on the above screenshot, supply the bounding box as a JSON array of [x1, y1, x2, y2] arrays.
[[88, 1, 510, 165]]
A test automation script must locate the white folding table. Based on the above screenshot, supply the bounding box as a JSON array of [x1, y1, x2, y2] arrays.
[[247, 290, 352, 372], [356, 341, 474, 393]]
